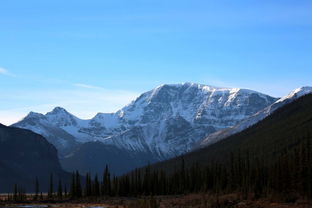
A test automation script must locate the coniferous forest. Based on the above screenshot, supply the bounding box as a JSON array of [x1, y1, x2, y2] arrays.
[[5, 136, 312, 207]]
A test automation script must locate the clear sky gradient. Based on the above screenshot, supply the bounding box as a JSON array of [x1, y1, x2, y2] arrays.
[[0, 0, 311, 125]]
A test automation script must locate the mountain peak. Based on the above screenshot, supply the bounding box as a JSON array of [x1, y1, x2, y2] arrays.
[[149, 83, 227, 98], [25, 111, 45, 119], [294, 86, 312, 94], [277, 86, 312, 103], [49, 106, 68, 114], [43, 107, 80, 127], [147, 83, 269, 103], [155, 82, 224, 90]]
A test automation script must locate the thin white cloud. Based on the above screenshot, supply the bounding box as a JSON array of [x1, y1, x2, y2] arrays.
[[74, 83, 104, 90], [0, 67, 9, 75], [0, 67, 15, 77]]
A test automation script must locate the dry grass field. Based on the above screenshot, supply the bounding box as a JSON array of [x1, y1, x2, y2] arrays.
[[1, 193, 312, 208]]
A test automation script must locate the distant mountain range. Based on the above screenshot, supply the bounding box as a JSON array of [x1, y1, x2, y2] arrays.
[[12, 83, 277, 175], [12, 83, 312, 175]]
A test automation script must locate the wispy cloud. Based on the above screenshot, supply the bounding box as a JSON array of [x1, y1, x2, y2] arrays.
[[0, 67, 9, 75], [0, 67, 15, 77], [74, 83, 104, 90]]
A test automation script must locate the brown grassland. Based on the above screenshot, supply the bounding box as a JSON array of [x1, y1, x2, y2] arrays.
[[1, 193, 312, 208]]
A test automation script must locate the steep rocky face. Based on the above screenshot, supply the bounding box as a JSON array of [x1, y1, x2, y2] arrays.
[[0, 124, 67, 192], [117, 84, 276, 127], [198, 87, 312, 148], [13, 83, 277, 174]]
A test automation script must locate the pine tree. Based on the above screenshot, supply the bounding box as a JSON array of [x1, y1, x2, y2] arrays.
[[34, 177, 39, 200], [93, 174, 100, 196], [143, 163, 151, 195], [75, 171, 82, 198], [85, 173, 92, 197], [13, 184, 18, 201], [102, 165, 111, 196], [48, 173, 54, 199], [107, 170, 111, 196], [70, 172, 76, 198], [180, 156, 186, 193], [64, 184, 67, 198], [57, 179, 63, 199]]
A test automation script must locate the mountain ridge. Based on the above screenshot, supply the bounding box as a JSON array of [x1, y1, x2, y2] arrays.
[[198, 86, 312, 147], [13, 83, 278, 174]]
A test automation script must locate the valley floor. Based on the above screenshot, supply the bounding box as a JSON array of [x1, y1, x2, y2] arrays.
[[1, 194, 312, 208], [152, 194, 312, 208]]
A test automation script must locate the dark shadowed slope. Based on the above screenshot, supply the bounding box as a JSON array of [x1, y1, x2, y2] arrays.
[[151, 93, 312, 172], [0, 124, 68, 192], [61, 141, 158, 176]]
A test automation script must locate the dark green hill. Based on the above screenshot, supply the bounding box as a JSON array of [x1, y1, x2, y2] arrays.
[[0, 124, 69, 192]]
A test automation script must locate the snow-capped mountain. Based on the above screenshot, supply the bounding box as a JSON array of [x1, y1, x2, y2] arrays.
[[13, 83, 277, 161], [198, 86, 312, 147], [14, 110, 80, 156]]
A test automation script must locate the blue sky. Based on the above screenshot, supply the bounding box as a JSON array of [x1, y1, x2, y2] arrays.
[[0, 0, 312, 125]]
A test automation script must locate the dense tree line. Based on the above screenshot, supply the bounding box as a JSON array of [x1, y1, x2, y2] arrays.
[[112, 133, 312, 200], [7, 133, 312, 202]]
